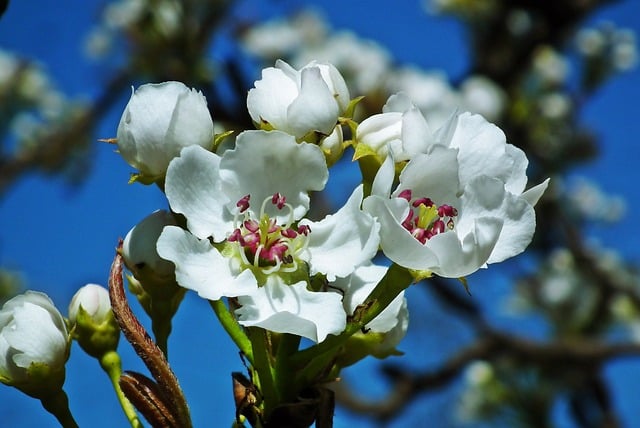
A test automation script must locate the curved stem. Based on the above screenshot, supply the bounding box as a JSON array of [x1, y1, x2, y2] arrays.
[[100, 350, 143, 428], [39, 389, 79, 428], [209, 299, 253, 364]]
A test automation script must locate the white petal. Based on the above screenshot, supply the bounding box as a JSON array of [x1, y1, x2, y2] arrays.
[[247, 66, 298, 130], [156, 226, 258, 300], [445, 112, 517, 189], [522, 178, 550, 206], [165, 145, 233, 241], [394, 146, 460, 204], [5, 303, 67, 368], [333, 264, 404, 333], [236, 279, 346, 343], [220, 130, 328, 222], [287, 66, 339, 137], [370, 155, 396, 198], [400, 106, 436, 157], [426, 216, 502, 277], [460, 176, 536, 264], [363, 195, 440, 271], [301, 185, 380, 281]]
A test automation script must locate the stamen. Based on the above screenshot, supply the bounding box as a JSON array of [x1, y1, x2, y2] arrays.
[[399, 190, 459, 245], [272, 193, 287, 209], [237, 195, 251, 213]]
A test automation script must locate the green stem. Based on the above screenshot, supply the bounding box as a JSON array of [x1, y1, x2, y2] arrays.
[[100, 350, 143, 428], [274, 333, 301, 404], [39, 388, 79, 428], [209, 299, 253, 364], [248, 327, 278, 419], [292, 264, 413, 377]]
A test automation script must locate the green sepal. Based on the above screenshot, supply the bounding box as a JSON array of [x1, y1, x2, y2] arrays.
[[128, 172, 162, 185], [2, 360, 67, 400], [71, 305, 120, 359], [258, 120, 275, 132], [352, 141, 380, 161], [408, 268, 433, 282], [458, 276, 471, 295], [213, 130, 235, 152], [343, 96, 365, 120]]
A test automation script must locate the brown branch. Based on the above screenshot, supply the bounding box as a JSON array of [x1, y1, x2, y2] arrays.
[[108, 241, 192, 428], [334, 328, 640, 421]]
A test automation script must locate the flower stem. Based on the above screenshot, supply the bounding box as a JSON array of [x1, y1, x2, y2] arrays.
[[274, 333, 301, 404], [209, 299, 253, 364], [39, 388, 79, 428], [248, 327, 278, 419], [100, 350, 143, 428]]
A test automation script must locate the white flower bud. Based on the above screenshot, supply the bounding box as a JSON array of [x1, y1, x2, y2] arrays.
[[116, 81, 214, 178], [0, 291, 69, 392], [68, 284, 112, 325], [122, 210, 177, 285], [247, 60, 350, 138]]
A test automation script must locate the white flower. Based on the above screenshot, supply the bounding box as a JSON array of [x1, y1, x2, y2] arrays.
[[68, 284, 112, 326], [247, 60, 350, 139], [363, 111, 548, 277], [122, 210, 178, 284], [116, 81, 214, 178], [0, 291, 69, 389], [156, 130, 380, 342]]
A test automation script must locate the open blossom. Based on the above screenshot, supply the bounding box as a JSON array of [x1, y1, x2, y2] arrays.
[[363, 107, 548, 278], [116, 81, 214, 178], [0, 291, 69, 392], [247, 60, 350, 139], [156, 130, 380, 342]]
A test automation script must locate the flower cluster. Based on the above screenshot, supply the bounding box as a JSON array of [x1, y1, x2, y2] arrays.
[[118, 60, 546, 349], [0, 58, 547, 427]]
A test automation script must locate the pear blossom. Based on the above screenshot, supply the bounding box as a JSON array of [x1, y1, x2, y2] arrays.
[[156, 130, 380, 342], [0, 291, 69, 392], [363, 108, 548, 277], [247, 60, 350, 139], [116, 81, 214, 178]]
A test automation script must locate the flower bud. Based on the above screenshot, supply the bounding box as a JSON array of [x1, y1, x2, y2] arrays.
[[247, 60, 350, 139], [68, 283, 112, 325], [122, 210, 177, 292], [68, 284, 119, 358], [122, 211, 185, 353], [355, 92, 434, 163], [0, 291, 69, 397], [117, 81, 214, 180]]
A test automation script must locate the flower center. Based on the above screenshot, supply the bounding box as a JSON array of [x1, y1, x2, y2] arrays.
[[228, 193, 310, 274], [398, 189, 458, 244]]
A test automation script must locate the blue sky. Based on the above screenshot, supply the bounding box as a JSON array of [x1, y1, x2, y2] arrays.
[[1, 1, 639, 427]]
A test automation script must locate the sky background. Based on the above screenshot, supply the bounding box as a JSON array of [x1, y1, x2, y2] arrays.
[[1, 0, 639, 427]]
